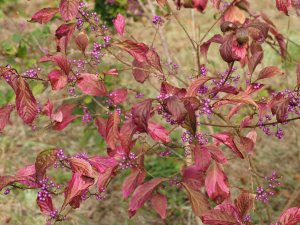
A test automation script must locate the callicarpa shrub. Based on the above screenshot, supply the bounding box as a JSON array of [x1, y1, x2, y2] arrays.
[[0, 0, 300, 224]]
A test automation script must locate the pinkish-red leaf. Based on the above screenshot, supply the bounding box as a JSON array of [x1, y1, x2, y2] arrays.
[[88, 156, 118, 174], [257, 66, 284, 80], [113, 13, 125, 36], [53, 104, 79, 130], [122, 168, 146, 199], [29, 8, 58, 24], [37, 196, 54, 215], [210, 132, 243, 159], [129, 177, 168, 217], [151, 193, 168, 219], [205, 163, 230, 204], [182, 166, 205, 190], [147, 122, 170, 143], [40, 54, 71, 75], [77, 73, 107, 96], [120, 119, 137, 155], [278, 207, 300, 225], [270, 93, 290, 123], [132, 60, 150, 83], [55, 23, 76, 53], [63, 173, 94, 209], [166, 96, 187, 122], [95, 117, 107, 138], [160, 82, 187, 98], [132, 99, 153, 132], [248, 51, 264, 75], [194, 0, 208, 11], [146, 48, 163, 74], [276, 0, 292, 15], [106, 110, 120, 150], [59, 0, 80, 21], [200, 34, 223, 60], [35, 149, 58, 181], [234, 192, 255, 217], [48, 69, 67, 90], [187, 76, 212, 97], [68, 158, 96, 178], [0, 104, 14, 132], [205, 145, 227, 164], [109, 89, 128, 104], [194, 145, 212, 171], [117, 40, 149, 62], [75, 31, 89, 53], [201, 208, 237, 225]]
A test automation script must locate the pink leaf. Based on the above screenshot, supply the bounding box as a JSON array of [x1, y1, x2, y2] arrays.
[[129, 177, 168, 217], [59, 0, 80, 21], [147, 122, 170, 143], [257, 66, 284, 80], [63, 173, 94, 210], [105, 110, 120, 150], [210, 132, 244, 159], [88, 156, 118, 173], [37, 196, 54, 215], [53, 104, 79, 131], [278, 207, 300, 225], [151, 193, 168, 219], [122, 168, 146, 199], [109, 89, 128, 104], [68, 158, 96, 178], [276, 0, 292, 15], [119, 119, 137, 155], [205, 145, 227, 164], [201, 208, 237, 225], [205, 163, 230, 204], [103, 68, 119, 77], [35, 149, 58, 181], [117, 40, 149, 62], [194, 145, 212, 171], [97, 167, 114, 192], [193, 0, 208, 12], [132, 99, 153, 132], [132, 60, 150, 83], [29, 8, 59, 24], [166, 96, 187, 122], [182, 166, 205, 190], [40, 54, 71, 75], [146, 48, 163, 74], [55, 23, 76, 53], [0, 104, 14, 132], [77, 73, 107, 96], [75, 31, 89, 53], [48, 69, 67, 90], [234, 192, 255, 217], [113, 13, 125, 36], [95, 117, 107, 138]]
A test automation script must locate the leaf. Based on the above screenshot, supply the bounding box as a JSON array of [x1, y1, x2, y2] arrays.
[[59, 0, 80, 21], [234, 192, 255, 217], [278, 207, 300, 225], [95, 117, 107, 138], [147, 122, 170, 143], [106, 110, 120, 150], [248, 20, 269, 43], [248, 51, 264, 75], [40, 54, 71, 75], [193, 0, 209, 11], [276, 0, 292, 15], [37, 196, 54, 215], [146, 48, 163, 74], [109, 89, 128, 104], [205, 145, 227, 164], [88, 156, 118, 174], [77, 73, 107, 96], [132, 99, 153, 132], [223, 6, 245, 24], [160, 82, 187, 98], [97, 167, 114, 192], [156, 0, 167, 7], [122, 168, 146, 199], [224, 92, 258, 108], [219, 35, 239, 63], [29, 8, 59, 24], [210, 132, 244, 159], [75, 31, 89, 53], [132, 60, 150, 83], [205, 163, 230, 204], [257, 66, 284, 80], [182, 166, 205, 190], [117, 40, 149, 62], [201, 208, 237, 225], [68, 158, 96, 178], [151, 193, 168, 219], [166, 96, 187, 122], [48, 69, 67, 90], [182, 182, 210, 217], [270, 93, 290, 122], [53, 104, 79, 130], [113, 13, 125, 36], [62, 173, 94, 210], [187, 76, 212, 97], [128, 177, 168, 217], [35, 149, 58, 181], [119, 119, 137, 155], [0, 104, 14, 132], [200, 34, 223, 60], [194, 145, 212, 172]]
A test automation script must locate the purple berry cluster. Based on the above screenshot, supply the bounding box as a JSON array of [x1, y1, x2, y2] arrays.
[[4, 188, 10, 195], [119, 153, 138, 170], [200, 64, 207, 76], [74, 152, 89, 159], [37, 177, 52, 202], [54, 148, 67, 168], [82, 107, 92, 124], [152, 15, 163, 25], [22, 68, 40, 78]]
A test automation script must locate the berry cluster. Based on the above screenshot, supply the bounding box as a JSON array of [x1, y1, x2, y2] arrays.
[[152, 15, 163, 25], [256, 171, 281, 204], [21, 68, 40, 78], [119, 153, 138, 170], [82, 106, 92, 124]]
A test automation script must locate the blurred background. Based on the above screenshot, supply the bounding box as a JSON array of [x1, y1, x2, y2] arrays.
[[0, 0, 299, 224]]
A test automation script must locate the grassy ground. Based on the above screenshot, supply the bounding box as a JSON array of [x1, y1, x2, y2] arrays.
[[0, 0, 300, 225]]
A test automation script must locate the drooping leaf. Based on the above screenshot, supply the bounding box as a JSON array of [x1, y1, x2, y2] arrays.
[[122, 168, 146, 199], [182, 166, 205, 190], [88, 156, 118, 174], [68, 158, 97, 178], [109, 89, 128, 104], [132, 99, 153, 132], [223, 6, 245, 24], [119, 119, 137, 155], [37, 196, 54, 215], [117, 40, 149, 62], [146, 48, 163, 74], [270, 93, 290, 123], [113, 13, 125, 36], [166, 96, 187, 122], [257, 66, 284, 80], [35, 149, 58, 181], [0, 104, 14, 132], [105, 110, 120, 150], [29, 8, 59, 24], [200, 34, 223, 60], [194, 145, 212, 172], [75, 31, 89, 53], [234, 192, 255, 217], [276, 0, 292, 15], [151, 193, 168, 219], [248, 51, 264, 75], [77, 73, 107, 96], [59, 0, 80, 21], [128, 177, 168, 217], [277, 207, 300, 225], [40, 54, 71, 75], [48, 69, 67, 90], [53, 104, 79, 130], [147, 122, 170, 143], [132, 60, 150, 83]]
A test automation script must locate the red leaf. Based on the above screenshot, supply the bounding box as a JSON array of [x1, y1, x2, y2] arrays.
[[37, 196, 54, 215], [68, 158, 96, 178], [48, 69, 67, 90], [97, 167, 114, 192], [270, 93, 290, 122], [132, 60, 150, 83], [205, 145, 227, 164], [53, 104, 79, 130], [106, 110, 120, 150], [182, 166, 205, 190], [122, 168, 146, 199], [40, 54, 71, 75], [35, 149, 58, 181], [223, 6, 245, 24], [201, 208, 237, 225], [234, 192, 255, 217], [129, 177, 168, 217], [205, 163, 230, 204], [278, 207, 300, 225], [113, 13, 125, 36], [117, 40, 149, 62], [109, 89, 128, 104], [55, 23, 76, 53], [182, 182, 210, 217], [200, 34, 223, 60], [75, 31, 89, 53], [29, 8, 59, 24], [95, 117, 107, 138], [223, 92, 258, 108], [248, 51, 264, 75], [160, 82, 187, 98], [210, 132, 243, 159], [193, 0, 208, 11], [248, 20, 269, 43], [77, 73, 107, 96], [146, 48, 163, 74], [147, 122, 170, 143], [59, 0, 80, 21], [88, 156, 118, 173], [276, 0, 292, 15], [194, 145, 212, 171], [0, 104, 14, 132], [132, 99, 153, 132], [257, 66, 284, 80], [187, 76, 212, 97], [119, 119, 137, 155], [103, 68, 119, 77], [166, 96, 187, 122], [63, 173, 94, 209], [151, 193, 168, 219]]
